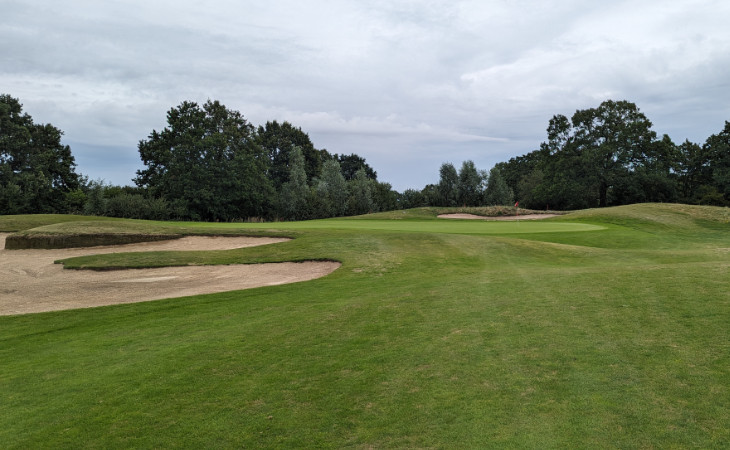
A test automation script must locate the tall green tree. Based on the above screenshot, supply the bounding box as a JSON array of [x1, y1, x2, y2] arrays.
[[705, 121, 730, 204], [371, 181, 398, 212], [675, 139, 711, 202], [457, 160, 483, 206], [334, 153, 377, 181], [135, 100, 273, 221], [484, 166, 514, 206], [257, 120, 323, 189], [568, 100, 657, 206], [0, 94, 81, 214], [316, 159, 348, 217], [279, 146, 310, 220], [347, 168, 374, 215], [437, 162, 458, 206]]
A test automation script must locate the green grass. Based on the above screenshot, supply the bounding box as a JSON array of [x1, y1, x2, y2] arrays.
[[1, 203, 729, 448]]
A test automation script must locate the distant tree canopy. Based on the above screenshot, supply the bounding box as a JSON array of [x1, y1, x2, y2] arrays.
[[135, 100, 274, 221], [498, 100, 730, 209], [257, 120, 325, 189], [430, 160, 513, 207], [5, 94, 730, 218], [134, 99, 390, 221], [0, 94, 82, 214]]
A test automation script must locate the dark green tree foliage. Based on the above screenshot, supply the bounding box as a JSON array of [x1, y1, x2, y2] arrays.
[[675, 139, 711, 202], [347, 168, 374, 215], [316, 159, 348, 217], [562, 100, 657, 207], [83, 179, 108, 216], [257, 120, 323, 189], [705, 121, 730, 204], [0, 94, 81, 214], [500, 99, 682, 210], [279, 147, 309, 220], [420, 184, 439, 206], [334, 153, 377, 181], [372, 181, 398, 212], [497, 151, 544, 207], [135, 100, 273, 221], [457, 160, 482, 206], [484, 166, 514, 206], [399, 188, 426, 209], [437, 162, 458, 206]]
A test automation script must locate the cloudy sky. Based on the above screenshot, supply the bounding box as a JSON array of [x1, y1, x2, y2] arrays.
[[3, 0, 729, 191]]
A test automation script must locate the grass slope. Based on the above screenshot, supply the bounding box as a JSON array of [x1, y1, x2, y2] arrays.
[[1, 204, 729, 448]]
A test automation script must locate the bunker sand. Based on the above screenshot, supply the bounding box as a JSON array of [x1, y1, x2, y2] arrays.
[[0, 234, 339, 316]]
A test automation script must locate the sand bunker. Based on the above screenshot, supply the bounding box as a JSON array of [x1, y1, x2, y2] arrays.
[[0, 234, 339, 316], [438, 213, 560, 220]]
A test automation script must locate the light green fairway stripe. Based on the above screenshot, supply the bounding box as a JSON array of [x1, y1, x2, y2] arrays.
[[228, 219, 605, 235]]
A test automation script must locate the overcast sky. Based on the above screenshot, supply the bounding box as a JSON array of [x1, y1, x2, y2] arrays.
[[3, 1, 729, 191]]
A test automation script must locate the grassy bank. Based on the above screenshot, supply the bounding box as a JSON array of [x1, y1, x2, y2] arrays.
[[1, 204, 729, 447]]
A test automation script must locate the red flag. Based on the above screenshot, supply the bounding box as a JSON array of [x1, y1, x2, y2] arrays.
[[514, 201, 519, 208]]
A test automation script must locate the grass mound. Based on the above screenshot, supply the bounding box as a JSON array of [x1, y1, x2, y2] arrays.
[[4, 232, 179, 249], [0, 214, 117, 232], [566, 202, 730, 226], [4, 220, 180, 249]]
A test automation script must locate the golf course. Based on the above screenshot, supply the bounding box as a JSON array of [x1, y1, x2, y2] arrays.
[[1, 203, 729, 447]]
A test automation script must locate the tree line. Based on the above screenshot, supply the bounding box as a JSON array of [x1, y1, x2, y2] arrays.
[[497, 100, 730, 210], [2, 94, 729, 220], [1, 95, 395, 220], [398, 162, 514, 209]]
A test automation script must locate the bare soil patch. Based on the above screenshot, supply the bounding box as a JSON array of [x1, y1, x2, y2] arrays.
[[438, 213, 560, 220], [0, 234, 339, 316]]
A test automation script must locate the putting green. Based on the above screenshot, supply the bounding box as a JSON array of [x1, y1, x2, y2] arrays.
[[238, 219, 605, 235]]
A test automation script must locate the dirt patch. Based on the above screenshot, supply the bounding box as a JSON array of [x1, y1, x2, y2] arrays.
[[0, 234, 340, 316], [438, 213, 561, 220]]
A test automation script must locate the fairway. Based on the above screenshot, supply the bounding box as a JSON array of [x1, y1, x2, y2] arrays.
[[1, 204, 729, 448]]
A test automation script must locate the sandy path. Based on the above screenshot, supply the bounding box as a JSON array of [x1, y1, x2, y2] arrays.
[[438, 213, 560, 220], [0, 234, 339, 316]]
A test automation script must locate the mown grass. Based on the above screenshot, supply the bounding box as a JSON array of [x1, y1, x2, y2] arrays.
[[1, 203, 729, 448]]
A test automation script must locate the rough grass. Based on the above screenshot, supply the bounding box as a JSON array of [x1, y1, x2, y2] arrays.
[[0, 214, 117, 232], [1, 203, 729, 448], [354, 205, 563, 220], [4, 217, 296, 249]]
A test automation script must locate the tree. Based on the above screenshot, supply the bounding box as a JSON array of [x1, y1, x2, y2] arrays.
[[316, 158, 348, 217], [457, 160, 483, 206], [0, 94, 81, 214], [257, 120, 323, 189], [371, 181, 398, 212], [334, 153, 377, 181], [279, 146, 310, 220], [568, 100, 657, 207], [83, 179, 108, 216], [135, 100, 273, 221], [483, 166, 514, 206], [347, 168, 374, 215], [705, 121, 730, 203], [399, 188, 426, 209], [497, 150, 545, 209], [611, 134, 678, 205], [675, 139, 710, 202], [437, 162, 458, 206]]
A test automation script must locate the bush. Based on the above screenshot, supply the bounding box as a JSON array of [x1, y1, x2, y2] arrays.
[[105, 193, 171, 220]]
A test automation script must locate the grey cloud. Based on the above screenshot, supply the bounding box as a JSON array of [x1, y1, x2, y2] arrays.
[[2, 0, 729, 190]]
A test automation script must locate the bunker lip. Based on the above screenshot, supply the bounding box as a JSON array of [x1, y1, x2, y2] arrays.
[[438, 213, 561, 220], [0, 233, 340, 316]]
